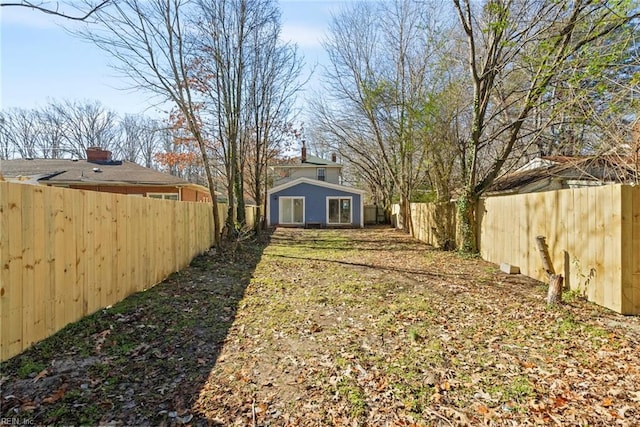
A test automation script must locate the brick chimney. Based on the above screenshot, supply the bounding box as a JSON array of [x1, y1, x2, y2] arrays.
[[86, 146, 112, 162], [331, 152, 337, 163], [301, 141, 307, 163]]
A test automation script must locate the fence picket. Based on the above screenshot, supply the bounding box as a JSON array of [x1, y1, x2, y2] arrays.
[[6, 184, 24, 357]]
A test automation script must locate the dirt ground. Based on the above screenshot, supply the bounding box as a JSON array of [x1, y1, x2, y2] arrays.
[[2, 227, 640, 426]]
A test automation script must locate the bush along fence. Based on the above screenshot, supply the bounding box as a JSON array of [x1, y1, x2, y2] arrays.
[[0, 182, 256, 361], [395, 184, 640, 315]]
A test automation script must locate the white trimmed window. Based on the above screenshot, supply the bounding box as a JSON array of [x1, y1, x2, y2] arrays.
[[279, 197, 305, 224], [317, 167, 326, 181], [147, 193, 179, 201], [327, 197, 352, 224]]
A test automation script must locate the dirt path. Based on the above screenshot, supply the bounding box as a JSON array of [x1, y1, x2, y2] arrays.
[[2, 227, 640, 426]]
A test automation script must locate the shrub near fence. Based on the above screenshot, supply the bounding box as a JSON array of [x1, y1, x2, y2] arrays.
[[0, 182, 251, 362], [399, 184, 640, 315]]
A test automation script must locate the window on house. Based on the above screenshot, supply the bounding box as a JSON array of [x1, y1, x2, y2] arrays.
[[317, 168, 326, 181], [147, 193, 179, 201], [327, 197, 351, 224], [279, 197, 305, 224]]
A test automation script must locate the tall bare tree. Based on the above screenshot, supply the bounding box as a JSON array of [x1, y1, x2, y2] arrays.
[[196, 0, 302, 234], [452, 0, 640, 252], [244, 11, 304, 232], [318, 0, 446, 233], [197, 0, 254, 232], [78, 0, 222, 245]]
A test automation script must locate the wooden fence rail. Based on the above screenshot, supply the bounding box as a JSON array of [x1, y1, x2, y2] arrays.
[[399, 184, 640, 315], [0, 182, 255, 361]]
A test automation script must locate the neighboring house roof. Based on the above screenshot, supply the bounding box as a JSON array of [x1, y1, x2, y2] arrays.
[[0, 158, 209, 192], [488, 155, 639, 195], [267, 177, 366, 195], [272, 155, 341, 168]]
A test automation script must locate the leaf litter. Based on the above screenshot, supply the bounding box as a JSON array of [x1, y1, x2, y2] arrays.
[[1, 227, 640, 426]]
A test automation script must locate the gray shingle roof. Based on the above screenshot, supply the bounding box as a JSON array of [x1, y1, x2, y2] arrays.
[[0, 159, 190, 186]]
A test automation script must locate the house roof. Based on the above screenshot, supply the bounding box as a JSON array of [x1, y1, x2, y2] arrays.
[[267, 177, 366, 195], [488, 155, 639, 194], [271, 154, 341, 168], [0, 158, 208, 191], [303, 155, 340, 166]]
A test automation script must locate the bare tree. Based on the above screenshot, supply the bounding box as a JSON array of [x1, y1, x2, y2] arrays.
[[0, 108, 42, 159], [38, 103, 67, 158], [0, 112, 17, 160], [199, 0, 253, 231], [50, 99, 119, 158], [116, 114, 164, 166], [243, 10, 305, 231], [308, 99, 397, 212], [318, 0, 444, 233], [77, 0, 222, 245], [452, 0, 640, 252], [196, 0, 301, 234]]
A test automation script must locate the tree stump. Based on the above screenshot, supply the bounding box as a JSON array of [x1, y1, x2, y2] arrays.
[[536, 236, 564, 305], [546, 273, 564, 305]]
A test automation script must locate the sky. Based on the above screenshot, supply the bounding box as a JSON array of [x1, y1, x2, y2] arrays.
[[0, 0, 345, 119]]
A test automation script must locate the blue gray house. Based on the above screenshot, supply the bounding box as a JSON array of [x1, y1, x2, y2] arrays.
[[267, 146, 366, 228], [267, 177, 365, 228]]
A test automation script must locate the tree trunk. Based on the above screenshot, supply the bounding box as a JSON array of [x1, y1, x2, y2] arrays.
[[432, 201, 456, 251], [401, 195, 412, 235], [456, 190, 477, 253], [197, 144, 220, 247]]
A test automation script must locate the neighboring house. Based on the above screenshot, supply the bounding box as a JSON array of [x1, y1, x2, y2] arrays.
[[267, 145, 366, 228], [272, 145, 343, 187], [0, 147, 211, 202], [487, 155, 639, 195]]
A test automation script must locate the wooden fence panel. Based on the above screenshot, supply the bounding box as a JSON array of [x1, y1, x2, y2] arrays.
[[405, 184, 640, 315], [621, 186, 640, 314], [0, 182, 221, 361]]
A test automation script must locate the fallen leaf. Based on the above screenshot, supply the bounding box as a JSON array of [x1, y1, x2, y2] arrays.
[[476, 404, 489, 415], [552, 396, 568, 408], [94, 329, 111, 352], [42, 384, 68, 404], [32, 368, 50, 383]]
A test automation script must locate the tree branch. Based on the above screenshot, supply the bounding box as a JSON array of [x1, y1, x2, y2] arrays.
[[0, 0, 110, 21]]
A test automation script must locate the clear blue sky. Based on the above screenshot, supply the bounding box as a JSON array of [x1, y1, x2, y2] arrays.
[[0, 0, 345, 118]]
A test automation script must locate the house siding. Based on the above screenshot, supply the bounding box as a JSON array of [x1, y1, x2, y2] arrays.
[[61, 184, 210, 202], [269, 182, 363, 227]]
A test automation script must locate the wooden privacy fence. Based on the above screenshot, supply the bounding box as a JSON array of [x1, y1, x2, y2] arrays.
[[0, 182, 256, 361], [401, 184, 640, 315]]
